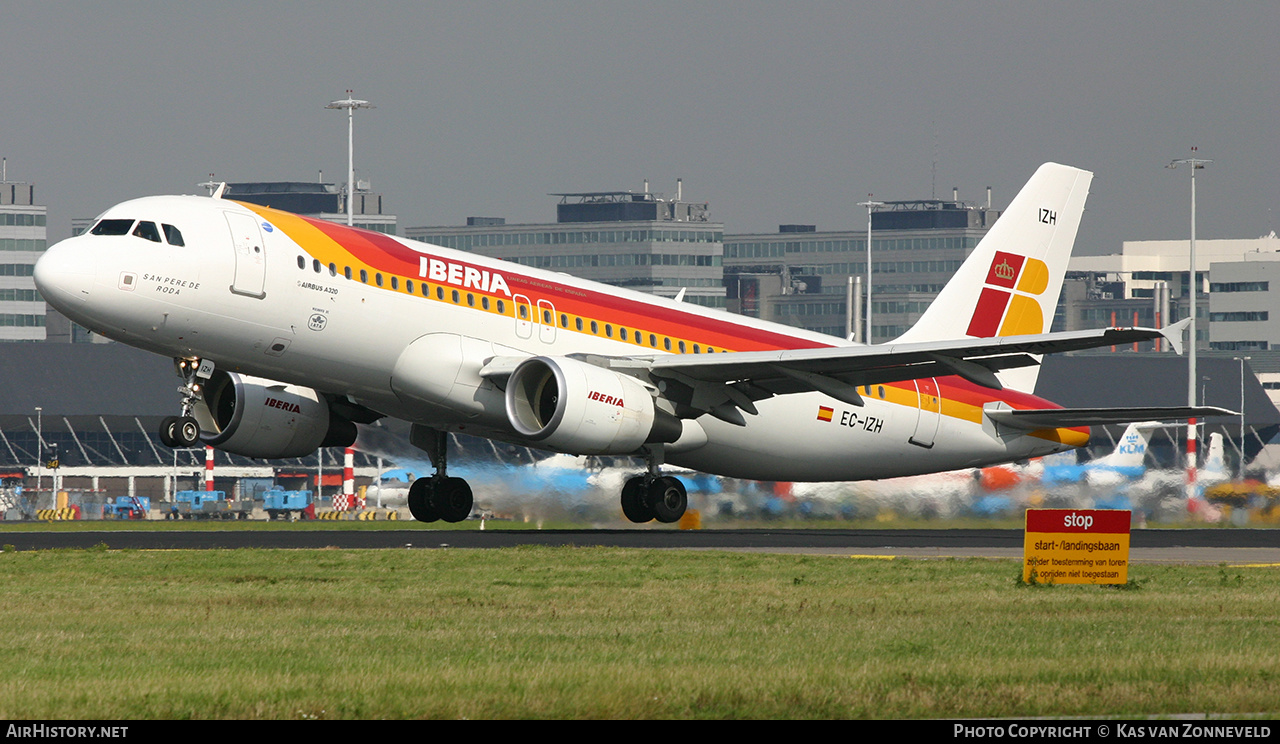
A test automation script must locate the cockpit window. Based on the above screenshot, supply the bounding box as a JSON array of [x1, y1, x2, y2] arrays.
[[133, 221, 162, 242], [163, 224, 185, 246], [90, 219, 134, 236]]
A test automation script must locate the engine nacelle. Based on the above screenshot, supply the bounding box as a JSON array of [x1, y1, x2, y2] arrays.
[[505, 356, 680, 455], [193, 371, 356, 459]]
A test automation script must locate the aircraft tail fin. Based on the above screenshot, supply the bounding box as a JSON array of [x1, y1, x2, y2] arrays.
[[1095, 422, 1160, 469], [1203, 431, 1226, 476], [894, 163, 1094, 394]]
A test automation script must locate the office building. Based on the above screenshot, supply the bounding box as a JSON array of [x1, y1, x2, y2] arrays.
[[405, 183, 726, 308], [723, 195, 1000, 340], [0, 179, 48, 341]]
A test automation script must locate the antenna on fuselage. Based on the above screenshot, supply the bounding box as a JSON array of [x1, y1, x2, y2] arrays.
[[198, 175, 226, 199]]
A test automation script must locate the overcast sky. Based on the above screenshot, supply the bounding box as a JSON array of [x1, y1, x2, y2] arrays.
[[3, 2, 1276, 254]]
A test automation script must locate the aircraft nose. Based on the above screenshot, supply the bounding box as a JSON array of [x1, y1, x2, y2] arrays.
[[34, 239, 95, 312]]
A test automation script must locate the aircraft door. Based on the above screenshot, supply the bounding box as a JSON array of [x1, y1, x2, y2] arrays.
[[536, 299, 557, 344], [225, 212, 266, 298], [513, 294, 533, 339], [910, 377, 941, 448]]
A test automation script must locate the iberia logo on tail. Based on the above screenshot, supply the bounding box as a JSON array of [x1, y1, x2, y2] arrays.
[[966, 251, 1050, 338]]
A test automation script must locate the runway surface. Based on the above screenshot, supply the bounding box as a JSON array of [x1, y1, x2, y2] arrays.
[[3, 528, 1278, 564]]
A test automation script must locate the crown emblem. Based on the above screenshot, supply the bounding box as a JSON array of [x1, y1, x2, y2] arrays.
[[993, 260, 1016, 281]]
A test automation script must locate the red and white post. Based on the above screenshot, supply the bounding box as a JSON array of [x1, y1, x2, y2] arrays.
[[343, 447, 356, 510], [205, 446, 215, 492]]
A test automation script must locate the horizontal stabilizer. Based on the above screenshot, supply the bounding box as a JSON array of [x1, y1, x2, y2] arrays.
[[985, 405, 1238, 430]]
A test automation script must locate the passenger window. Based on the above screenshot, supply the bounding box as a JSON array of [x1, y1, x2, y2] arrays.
[[133, 221, 161, 242], [91, 219, 134, 236], [162, 224, 185, 246]]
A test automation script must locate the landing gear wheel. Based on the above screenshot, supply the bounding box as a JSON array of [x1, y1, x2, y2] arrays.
[[621, 475, 654, 523], [159, 416, 179, 448], [648, 476, 688, 524], [407, 478, 439, 523], [175, 416, 201, 447], [431, 477, 473, 523]]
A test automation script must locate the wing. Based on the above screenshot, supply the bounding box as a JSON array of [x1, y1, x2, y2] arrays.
[[983, 406, 1237, 430], [481, 320, 1193, 426], [623, 321, 1192, 425]]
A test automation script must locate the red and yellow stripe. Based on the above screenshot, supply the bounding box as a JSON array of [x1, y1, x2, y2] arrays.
[[246, 203, 1087, 447]]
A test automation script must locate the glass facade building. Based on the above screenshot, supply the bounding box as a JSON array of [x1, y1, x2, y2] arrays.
[[406, 190, 726, 308], [0, 182, 48, 341], [723, 200, 998, 341]]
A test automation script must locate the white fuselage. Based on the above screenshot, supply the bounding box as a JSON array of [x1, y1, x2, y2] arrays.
[[35, 195, 1084, 481]]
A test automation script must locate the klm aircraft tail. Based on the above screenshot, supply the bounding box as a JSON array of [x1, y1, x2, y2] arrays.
[[894, 163, 1094, 393], [1094, 421, 1159, 470]]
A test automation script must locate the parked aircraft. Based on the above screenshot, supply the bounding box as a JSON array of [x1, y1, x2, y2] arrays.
[[1041, 421, 1162, 488], [34, 163, 1231, 524]]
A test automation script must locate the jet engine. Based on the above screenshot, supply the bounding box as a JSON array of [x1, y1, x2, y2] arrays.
[[505, 356, 680, 454], [193, 371, 356, 459]]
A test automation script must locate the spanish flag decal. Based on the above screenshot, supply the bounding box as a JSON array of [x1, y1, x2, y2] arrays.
[[817, 406, 834, 422]]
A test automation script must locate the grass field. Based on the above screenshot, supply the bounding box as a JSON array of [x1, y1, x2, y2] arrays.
[[2, 546, 1278, 719]]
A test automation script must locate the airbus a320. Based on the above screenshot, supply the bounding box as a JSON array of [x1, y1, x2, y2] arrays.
[[34, 163, 1229, 524]]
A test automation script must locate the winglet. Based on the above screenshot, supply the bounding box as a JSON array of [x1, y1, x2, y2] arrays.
[[1162, 317, 1192, 355]]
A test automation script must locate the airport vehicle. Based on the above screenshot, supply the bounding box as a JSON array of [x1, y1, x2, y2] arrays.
[[262, 488, 313, 520], [102, 496, 150, 520], [172, 490, 252, 520], [34, 163, 1231, 525]]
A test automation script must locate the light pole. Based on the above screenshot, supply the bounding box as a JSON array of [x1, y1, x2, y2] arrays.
[[326, 92, 374, 226], [857, 198, 884, 344], [1235, 356, 1250, 479], [1168, 150, 1210, 501], [34, 406, 41, 504]]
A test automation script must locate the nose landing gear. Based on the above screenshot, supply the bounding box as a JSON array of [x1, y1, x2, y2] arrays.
[[158, 357, 211, 449]]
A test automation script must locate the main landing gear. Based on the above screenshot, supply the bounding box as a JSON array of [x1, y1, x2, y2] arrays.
[[620, 447, 688, 524], [159, 357, 208, 448], [406, 425, 474, 523]]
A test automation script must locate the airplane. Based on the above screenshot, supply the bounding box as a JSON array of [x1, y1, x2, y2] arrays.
[[1040, 421, 1163, 488], [33, 162, 1234, 525]]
